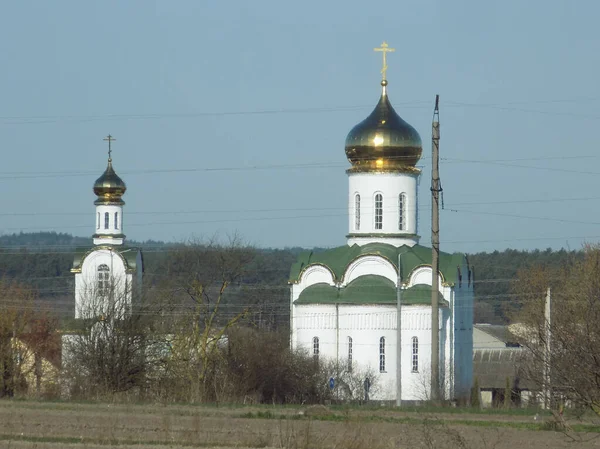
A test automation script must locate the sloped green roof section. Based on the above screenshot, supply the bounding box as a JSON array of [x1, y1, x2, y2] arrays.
[[403, 284, 448, 306], [72, 246, 142, 273], [289, 243, 464, 285], [295, 276, 447, 306]]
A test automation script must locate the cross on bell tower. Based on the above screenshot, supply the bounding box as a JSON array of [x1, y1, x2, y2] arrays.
[[374, 41, 395, 81], [103, 134, 116, 161]]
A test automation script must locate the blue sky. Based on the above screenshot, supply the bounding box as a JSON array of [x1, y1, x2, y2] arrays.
[[0, 0, 599, 253]]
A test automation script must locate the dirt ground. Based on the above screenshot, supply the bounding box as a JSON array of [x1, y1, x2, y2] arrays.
[[0, 401, 598, 449]]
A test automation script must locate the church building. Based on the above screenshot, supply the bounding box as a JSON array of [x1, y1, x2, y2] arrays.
[[70, 136, 143, 320], [289, 44, 473, 402]]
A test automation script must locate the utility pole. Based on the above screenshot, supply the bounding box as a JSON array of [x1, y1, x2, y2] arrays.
[[431, 95, 441, 402], [396, 252, 404, 407], [543, 287, 552, 409]]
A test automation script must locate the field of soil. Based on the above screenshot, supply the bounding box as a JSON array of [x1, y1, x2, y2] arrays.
[[0, 400, 598, 449]]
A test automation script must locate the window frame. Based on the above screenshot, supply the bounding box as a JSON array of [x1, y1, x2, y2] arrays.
[[354, 194, 361, 231], [114, 212, 119, 230], [348, 336, 353, 372], [374, 193, 383, 230], [97, 264, 110, 296], [104, 212, 109, 230], [399, 193, 406, 231], [379, 336, 386, 372], [411, 336, 419, 373]]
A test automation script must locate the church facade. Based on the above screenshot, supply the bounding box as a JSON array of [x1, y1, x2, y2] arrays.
[[289, 46, 473, 402], [71, 137, 143, 320]]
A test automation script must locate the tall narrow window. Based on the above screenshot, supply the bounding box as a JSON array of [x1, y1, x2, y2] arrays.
[[348, 336, 353, 372], [375, 193, 383, 230], [399, 193, 406, 230], [97, 264, 110, 296], [104, 212, 109, 230], [354, 194, 361, 230], [313, 337, 320, 361], [97, 212, 100, 229], [379, 336, 386, 372], [114, 212, 119, 230], [412, 337, 419, 373]]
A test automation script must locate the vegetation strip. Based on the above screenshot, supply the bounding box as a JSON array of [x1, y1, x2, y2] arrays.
[[239, 411, 600, 433], [0, 434, 249, 448]]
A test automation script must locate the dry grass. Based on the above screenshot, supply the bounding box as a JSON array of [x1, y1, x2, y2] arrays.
[[0, 401, 597, 449]]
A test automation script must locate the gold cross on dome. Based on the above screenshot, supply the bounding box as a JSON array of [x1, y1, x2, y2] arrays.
[[103, 134, 116, 160], [374, 41, 395, 81]]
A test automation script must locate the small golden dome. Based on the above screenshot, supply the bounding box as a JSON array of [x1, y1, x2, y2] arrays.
[[93, 158, 126, 205], [345, 81, 422, 173]]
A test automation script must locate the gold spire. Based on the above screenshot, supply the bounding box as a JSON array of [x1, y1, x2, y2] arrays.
[[103, 134, 116, 162], [374, 41, 395, 82], [94, 134, 126, 205]]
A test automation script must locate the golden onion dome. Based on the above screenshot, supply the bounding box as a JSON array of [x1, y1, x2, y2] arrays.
[[93, 158, 126, 205], [345, 80, 422, 173]]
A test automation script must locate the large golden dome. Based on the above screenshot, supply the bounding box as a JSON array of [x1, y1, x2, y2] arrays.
[[93, 158, 126, 205], [345, 80, 422, 173]]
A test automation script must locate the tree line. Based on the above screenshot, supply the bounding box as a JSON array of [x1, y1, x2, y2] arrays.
[[0, 232, 584, 325]]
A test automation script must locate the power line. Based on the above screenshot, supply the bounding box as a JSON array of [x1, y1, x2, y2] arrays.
[[0, 153, 596, 181], [2, 96, 599, 126]]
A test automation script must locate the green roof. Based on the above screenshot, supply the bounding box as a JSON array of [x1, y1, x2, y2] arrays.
[[295, 276, 447, 306], [289, 243, 464, 285]]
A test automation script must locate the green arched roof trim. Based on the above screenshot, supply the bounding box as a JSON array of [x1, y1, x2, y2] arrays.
[[295, 276, 448, 306], [289, 243, 465, 285]]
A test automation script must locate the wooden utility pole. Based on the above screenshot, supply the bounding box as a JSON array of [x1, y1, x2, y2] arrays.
[[431, 95, 441, 401]]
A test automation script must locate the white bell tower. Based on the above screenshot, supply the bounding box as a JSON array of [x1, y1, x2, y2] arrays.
[[93, 134, 126, 246], [344, 42, 423, 248]]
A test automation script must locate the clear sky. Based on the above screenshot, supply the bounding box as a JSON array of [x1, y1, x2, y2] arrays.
[[1, 0, 599, 253]]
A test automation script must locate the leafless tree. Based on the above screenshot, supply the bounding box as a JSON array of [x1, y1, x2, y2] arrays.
[[0, 280, 58, 398], [61, 275, 167, 399], [512, 244, 600, 417], [156, 235, 258, 402]]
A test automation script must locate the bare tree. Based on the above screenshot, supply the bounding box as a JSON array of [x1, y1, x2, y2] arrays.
[[512, 244, 600, 416], [61, 275, 167, 399], [0, 280, 58, 398], [158, 235, 257, 402]]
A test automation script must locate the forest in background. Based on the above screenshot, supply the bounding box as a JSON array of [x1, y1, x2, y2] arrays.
[[0, 231, 582, 325]]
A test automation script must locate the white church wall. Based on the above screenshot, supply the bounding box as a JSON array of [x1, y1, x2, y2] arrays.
[[295, 265, 335, 297], [93, 204, 124, 245], [75, 249, 130, 319], [293, 304, 338, 364], [293, 303, 454, 402], [343, 255, 397, 286], [347, 172, 420, 247], [408, 266, 445, 290]]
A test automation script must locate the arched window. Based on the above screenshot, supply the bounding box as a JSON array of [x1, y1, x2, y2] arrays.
[[399, 193, 406, 230], [379, 336, 386, 372], [313, 337, 320, 360], [104, 212, 109, 230], [97, 264, 110, 296], [354, 194, 361, 230], [412, 337, 419, 373], [348, 336, 353, 372], [375, 193, 383, 230], [114, 212, 119, 230], [97, 212, 100, 229]]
